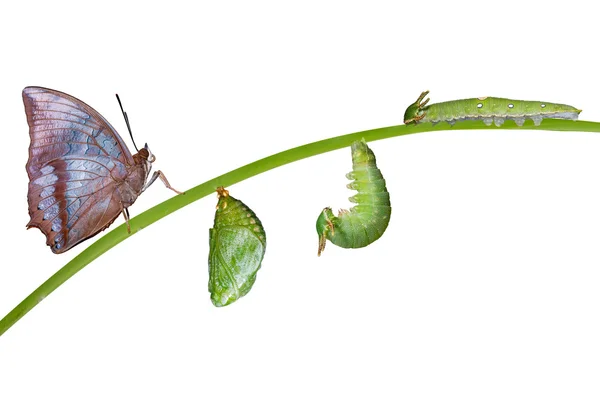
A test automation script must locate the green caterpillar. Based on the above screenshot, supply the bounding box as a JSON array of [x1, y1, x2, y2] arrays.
[[404, 90, 582, 127], [208, 187, 266, 307], [316, 139, 391, 256]]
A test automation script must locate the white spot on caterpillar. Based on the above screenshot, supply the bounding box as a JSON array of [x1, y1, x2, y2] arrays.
[[541, 104, 546, 108], [508, 104, 514, 108], [477, 103, 483, 108]]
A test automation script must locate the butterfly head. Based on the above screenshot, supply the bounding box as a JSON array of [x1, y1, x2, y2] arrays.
[[138, 143, 156, 163]]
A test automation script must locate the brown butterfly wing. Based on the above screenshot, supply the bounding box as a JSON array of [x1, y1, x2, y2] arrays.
[[23, 87, 136, 253]]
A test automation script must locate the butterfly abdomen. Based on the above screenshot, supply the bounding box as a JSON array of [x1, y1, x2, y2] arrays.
[[404, 91, 581, 127], [316, 140, 391, 255]]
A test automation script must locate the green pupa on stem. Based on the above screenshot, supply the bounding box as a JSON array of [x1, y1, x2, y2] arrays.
[[208, 187, 266, 306]]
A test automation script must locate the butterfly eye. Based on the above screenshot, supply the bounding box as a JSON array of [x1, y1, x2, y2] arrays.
[[143, 144, 156, 162], [138, 148, 150, 159]]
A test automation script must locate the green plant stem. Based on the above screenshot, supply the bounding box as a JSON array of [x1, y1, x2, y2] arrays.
[[2, 119, 600, 336]]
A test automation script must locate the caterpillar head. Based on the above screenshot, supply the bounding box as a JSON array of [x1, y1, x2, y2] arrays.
[[316, 207, 336, 256], [404, 90, 430, 124]]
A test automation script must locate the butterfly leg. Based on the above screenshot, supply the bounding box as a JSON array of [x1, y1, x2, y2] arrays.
[[143, 170, 183, 194], [122, 208, 131, 233]]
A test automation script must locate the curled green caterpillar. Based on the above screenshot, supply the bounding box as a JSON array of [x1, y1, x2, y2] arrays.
[[404, 90, 582, 127], [209, 187, 266, 307], [316, 139, 391, 256]]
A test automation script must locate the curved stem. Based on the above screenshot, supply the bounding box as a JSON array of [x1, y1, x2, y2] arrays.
[[2, 119, 600, 336]]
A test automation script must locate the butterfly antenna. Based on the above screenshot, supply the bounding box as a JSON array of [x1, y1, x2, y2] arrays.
[[115, 93, 140, 152]]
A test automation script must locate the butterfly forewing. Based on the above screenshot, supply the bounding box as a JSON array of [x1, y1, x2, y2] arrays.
[[23, 87, 141, 253]]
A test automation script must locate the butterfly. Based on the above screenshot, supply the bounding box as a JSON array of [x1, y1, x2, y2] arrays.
[[23, 86, 182, 254]]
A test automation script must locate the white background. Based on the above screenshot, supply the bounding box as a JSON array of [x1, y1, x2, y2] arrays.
[[1, 1, 599, 399]]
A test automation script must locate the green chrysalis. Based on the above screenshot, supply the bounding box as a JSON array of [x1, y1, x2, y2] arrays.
[[316, 139, 391, 256], [208, 187, 266, 307], [404, 90, 582, 127]]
